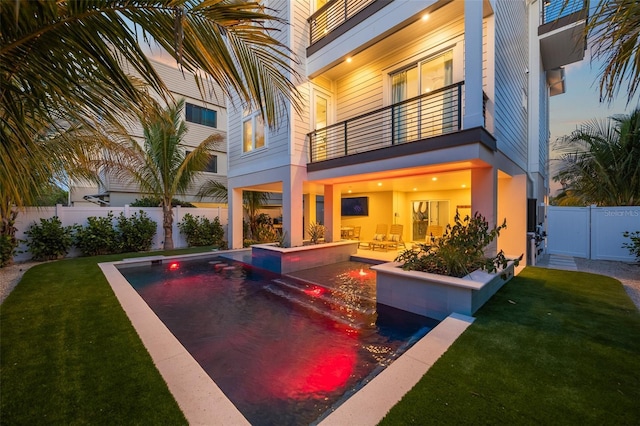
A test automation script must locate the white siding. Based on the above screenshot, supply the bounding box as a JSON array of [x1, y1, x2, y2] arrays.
[[227, 0, 310, 178], [538, 70, 549, 179], [102, 58, 228, 201], [494, 0, 529, 170], [335, 19, 465, 123]]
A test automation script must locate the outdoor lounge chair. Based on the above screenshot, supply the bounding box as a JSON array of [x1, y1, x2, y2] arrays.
[[426, 225, 444, 242], [377, 224, 406, 250], [359, 224, 388, 249], [351, 226, 361, 240]]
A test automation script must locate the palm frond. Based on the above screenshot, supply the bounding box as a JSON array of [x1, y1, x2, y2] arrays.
[[587, 0, 640, 104]]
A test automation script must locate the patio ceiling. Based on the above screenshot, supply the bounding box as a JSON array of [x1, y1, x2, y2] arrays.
[[303, 168, 472, 195]]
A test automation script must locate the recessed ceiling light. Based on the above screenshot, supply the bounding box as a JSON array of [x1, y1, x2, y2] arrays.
[[348, 189, 352, 193], [346, 57, 352, 63], [431, 177, 438, 181], [461, 184, 467, 188], [422, 13, 429, 21], [413, 187, 417, 191], [377, 182, 382, 186]]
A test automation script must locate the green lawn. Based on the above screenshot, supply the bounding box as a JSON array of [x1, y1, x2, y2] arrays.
[[380, 267, 640, 425], [1, 255, 639, 425]]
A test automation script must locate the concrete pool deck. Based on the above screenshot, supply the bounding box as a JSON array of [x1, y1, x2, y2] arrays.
[[99, 253, 475, 425]]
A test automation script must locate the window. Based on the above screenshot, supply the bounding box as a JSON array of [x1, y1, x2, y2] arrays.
[[242, 110, 265, 152], [185, 103, 217, 128], [204, 155, 218, 173], [390, 51, 454, 141], [186, 151, 218, 173]]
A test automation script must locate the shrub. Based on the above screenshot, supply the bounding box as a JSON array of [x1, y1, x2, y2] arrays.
[[130, 197, 195, 208], [253, 214, 278, 243], [274, 230, 288, 248], [622, 231, 640, 262], [24, 216, 74, 261], [74, 213, 119, 256], [117, 211, 157, 253], [178, 213, 225, 247], [0, 209, 19, 267], [308, 222, 325, 244], [0, 235, 19, 267], [395, 211, 522, 278], [243, 239, 259, 247]]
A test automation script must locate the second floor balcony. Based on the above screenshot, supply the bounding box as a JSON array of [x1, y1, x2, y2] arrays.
[[308, 81, 490, 165], [307, 0, 391, 54], [538, 0, 588, 70]]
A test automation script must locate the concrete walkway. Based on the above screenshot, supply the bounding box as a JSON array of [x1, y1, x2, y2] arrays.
[[535, 254, 577, 271]]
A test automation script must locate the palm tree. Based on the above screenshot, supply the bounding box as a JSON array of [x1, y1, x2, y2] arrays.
[[586, 0, 640, 104], [1, 0, 301, 225], [114, 98, 222, 250], [1, 0, 301, 262], [553, 108, 640, 206], [198, 180, 271, 240]]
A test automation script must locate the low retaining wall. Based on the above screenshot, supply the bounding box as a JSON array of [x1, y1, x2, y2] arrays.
[[373, 262, 516, 320], [251, 241, 359, 274]]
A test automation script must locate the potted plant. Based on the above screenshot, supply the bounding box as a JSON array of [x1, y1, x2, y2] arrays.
[[373, 211, 522, 320], [395, 211, 521, 278]]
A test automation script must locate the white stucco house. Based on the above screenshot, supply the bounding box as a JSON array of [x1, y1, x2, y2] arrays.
[[225, 0, 587, 264]]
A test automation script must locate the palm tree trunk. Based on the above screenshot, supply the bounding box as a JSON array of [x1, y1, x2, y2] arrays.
[[163, 203, 174, 250]]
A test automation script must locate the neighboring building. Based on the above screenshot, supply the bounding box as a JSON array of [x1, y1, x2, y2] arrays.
[[70, 57, 228, 207], [225, 0, 587, 264]]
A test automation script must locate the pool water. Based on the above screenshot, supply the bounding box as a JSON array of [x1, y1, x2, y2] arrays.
[[119, 257, 438, 425]]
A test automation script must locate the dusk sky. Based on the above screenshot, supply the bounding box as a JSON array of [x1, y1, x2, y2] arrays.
[[547, 49, 639, 195], [549, 53, 639, 144]]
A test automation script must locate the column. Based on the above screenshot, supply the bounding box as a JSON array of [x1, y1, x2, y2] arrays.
[[471, 167, 498, 255], [464, 0, 484, 129], [229, 186, 244, 249], [323, 184, 341, 243], [283, 167, 304, 247]]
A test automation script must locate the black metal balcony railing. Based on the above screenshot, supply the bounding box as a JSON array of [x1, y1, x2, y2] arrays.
[[308, 0, 375, 45], [308, 82, 464, 163], [541, 0, 587, 25]]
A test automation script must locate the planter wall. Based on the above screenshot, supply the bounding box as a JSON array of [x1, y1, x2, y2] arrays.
[[251, 241, 359, 274], [372, 262, 516, 320]]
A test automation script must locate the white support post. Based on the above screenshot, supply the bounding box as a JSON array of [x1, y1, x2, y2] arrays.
[[229, 186, 244, 249], [464, 0, 485, 129], [323, 184, 341, 243], [283, 167, 305, 247]]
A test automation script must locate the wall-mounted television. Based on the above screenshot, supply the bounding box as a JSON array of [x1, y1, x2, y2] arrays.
[[341, 197, 369, 216]]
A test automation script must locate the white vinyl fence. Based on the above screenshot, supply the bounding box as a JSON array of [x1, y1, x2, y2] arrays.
[[13, 205, 228, 262], [547, 206, 640, 262]]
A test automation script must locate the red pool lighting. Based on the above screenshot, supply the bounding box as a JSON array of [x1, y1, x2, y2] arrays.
[[346, 268, 368, 279], [304, 286, 325, 297], [169, 262, 179, 271]]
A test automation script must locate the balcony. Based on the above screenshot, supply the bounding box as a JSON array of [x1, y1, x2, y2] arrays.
[[308, 82, 471, 164], [307, 0, 391, 55], [538, 0, 588, 71]]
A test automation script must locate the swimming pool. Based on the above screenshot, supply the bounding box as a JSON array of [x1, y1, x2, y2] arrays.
[[118, 255, 439, 425]]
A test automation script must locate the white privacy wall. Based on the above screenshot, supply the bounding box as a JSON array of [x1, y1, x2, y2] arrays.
[[547, 206, 640, 261], [13, 205, 228, 262]]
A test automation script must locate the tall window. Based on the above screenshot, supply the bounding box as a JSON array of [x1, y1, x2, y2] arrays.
[[185, 103, 217, 128], [243, 110, 265, 152], [391, 51, 454, 141]]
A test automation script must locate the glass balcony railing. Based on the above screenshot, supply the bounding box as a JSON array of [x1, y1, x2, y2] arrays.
[[308, 82, 465, 163], [308, 0, 376, 45]]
